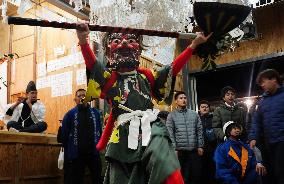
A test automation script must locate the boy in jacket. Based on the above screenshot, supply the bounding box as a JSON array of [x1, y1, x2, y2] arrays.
[[215, 121, 266, 184]]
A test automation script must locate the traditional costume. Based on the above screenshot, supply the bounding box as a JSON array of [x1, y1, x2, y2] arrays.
[[80, 31, 194, 184], [4, 81, 47, 133]]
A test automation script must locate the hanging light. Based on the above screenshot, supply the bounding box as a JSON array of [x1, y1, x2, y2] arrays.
[[244, 98, 253, 107]]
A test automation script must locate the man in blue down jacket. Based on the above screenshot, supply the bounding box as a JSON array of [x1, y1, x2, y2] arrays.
[[166, 91, 204, 184], [249, 69, 284, 184]]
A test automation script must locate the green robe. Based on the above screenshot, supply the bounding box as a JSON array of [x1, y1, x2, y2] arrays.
[[86, 60, 179, 183]]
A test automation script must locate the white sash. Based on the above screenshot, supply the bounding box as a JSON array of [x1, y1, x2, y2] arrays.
[[117, 109, 160, 149]]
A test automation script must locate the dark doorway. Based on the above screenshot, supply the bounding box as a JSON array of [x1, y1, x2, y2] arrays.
[[192, 55, 284, 103]]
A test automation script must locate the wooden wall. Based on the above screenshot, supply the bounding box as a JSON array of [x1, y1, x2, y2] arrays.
[[140, 55, 184, 111], [2, 1, 87, 134], [0, 23, 10, 54], [189, 2, 284, 71], [140, 55, 183, 92]]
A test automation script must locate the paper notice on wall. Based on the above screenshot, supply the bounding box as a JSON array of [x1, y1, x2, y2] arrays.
[[51, 71, 73, 97], [76, 69, 87, 85], [36, 76, 50, 89], [47, 52, 84, 72], [37, 62, 47, 77]]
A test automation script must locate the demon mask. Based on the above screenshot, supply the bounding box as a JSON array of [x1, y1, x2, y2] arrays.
[[103, 33, 143, 72]]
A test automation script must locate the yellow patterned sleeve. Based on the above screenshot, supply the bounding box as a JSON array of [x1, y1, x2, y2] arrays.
[[85, 60, 111, 102]]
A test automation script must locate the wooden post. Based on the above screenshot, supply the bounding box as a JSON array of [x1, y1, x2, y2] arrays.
[[7, 25, 13, 103], [33, 26, 37, 82], [33, 5, 38, 82]]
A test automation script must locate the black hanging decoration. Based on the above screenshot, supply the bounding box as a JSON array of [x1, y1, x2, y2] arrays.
[[193, 2, 251, 71]]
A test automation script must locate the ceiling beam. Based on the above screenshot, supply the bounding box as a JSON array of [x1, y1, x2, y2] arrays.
[[45, 0, 88, 20]]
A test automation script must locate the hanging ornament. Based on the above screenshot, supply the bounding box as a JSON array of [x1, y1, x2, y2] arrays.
[[193, 0, 252, 71]]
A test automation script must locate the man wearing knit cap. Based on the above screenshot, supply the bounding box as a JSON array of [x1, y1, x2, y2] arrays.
[[4, 81, 47, 133]]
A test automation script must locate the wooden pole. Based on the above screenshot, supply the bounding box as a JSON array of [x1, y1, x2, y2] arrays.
[[7, 16, 196, 39]]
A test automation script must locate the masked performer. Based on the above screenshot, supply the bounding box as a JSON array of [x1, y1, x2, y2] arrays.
[[76, 23, 210, 184]]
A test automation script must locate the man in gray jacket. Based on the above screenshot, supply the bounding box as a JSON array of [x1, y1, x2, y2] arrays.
[[166, 91, 204, 184]]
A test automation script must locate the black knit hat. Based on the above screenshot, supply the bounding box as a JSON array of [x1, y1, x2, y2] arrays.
[[26, 81, 37, 93]]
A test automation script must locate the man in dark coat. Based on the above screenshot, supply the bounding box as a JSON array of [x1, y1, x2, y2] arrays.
[[212, 86, 246, 142], [61, 89, 102, 184], [199, 100, 217, 184]]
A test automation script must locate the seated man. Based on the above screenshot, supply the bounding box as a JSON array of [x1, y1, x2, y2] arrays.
[[4, 81, 47, 133]]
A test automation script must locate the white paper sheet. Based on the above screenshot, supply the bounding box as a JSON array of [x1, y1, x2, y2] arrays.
[[76, 69, 87, 85], [51, 71, 73, 97], [47, 52, 84, 72], [36, 76, 50, 89], [37, 62, 47, 77]]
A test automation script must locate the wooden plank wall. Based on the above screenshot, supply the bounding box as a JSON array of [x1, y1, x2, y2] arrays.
[[33, 2, 86, 134], [189, 2, 284, 71], [140, 55, 183, 92], [0, 23, 10, 55], [3, 2, 86, 134]]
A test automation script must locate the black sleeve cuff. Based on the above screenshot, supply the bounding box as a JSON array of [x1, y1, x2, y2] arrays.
[[6, 108, 14, 116]]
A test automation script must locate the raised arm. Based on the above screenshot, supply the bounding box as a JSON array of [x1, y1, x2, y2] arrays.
[[152, 33, 212, 105], [171, 32, 212, 76], [76, 23, 112, 101], [76, 23, 96, 71]]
